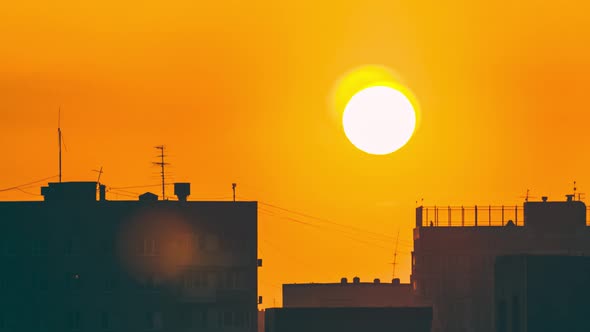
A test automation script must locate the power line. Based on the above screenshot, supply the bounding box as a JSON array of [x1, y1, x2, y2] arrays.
[[16, 187, 42, 196], [255, 200, 413, 246], [109, 184, 172, 190], [258, 209, 410, 252], [0, 175, 58, 193]]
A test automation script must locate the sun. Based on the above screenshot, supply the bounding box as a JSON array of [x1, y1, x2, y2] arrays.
[[343, 86, 416, 155], [330, 65, 420, 155]]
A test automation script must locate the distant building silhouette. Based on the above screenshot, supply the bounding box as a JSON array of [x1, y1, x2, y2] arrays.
[[264, 307, 432, 332], [412, 197, 590, 332], [0, 181, 258, 331], [495, 255, 590, 332], [282, 277, 418, 308]]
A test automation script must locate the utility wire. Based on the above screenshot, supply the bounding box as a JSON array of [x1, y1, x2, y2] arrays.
[[255, 200, 413, 246], [0, 175, 58, 192]]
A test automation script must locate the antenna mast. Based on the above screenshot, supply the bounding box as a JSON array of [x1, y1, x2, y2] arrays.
[[153, 146, 169, 200], [392, 228, 400, 279], [58, 108, 62, 183]]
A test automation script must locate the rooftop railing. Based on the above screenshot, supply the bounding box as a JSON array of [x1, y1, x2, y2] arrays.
[[416, 205, 590, 227], [416, 205, 524, 227]]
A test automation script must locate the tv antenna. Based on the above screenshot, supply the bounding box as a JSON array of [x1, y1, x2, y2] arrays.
[[232, 183, 237, 202], [520, 189, 536, 202], [392, 227, 400, 279], [58, 108, 62, 183], [573, 181, 585, 201], [93, 166, 103, 185], [153, 146, 169, 200]]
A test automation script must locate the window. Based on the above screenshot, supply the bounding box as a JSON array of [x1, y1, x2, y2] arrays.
[[67, 312, 82, 330], [101, 312, 111, 330], [234, 311, 245, 328], [198, 233, 206, 250], [199, 310, 208, 328], [512, 295, 520, 332], [32, 273, 49, 291], [184, 271, 210, 289], [146, 312, 162, 330], [1, 238, 16, 256], [65, 238, 80, 256], [104, 274, 119, 292], [179, 309, 192, 329], [209, 234, 219, 251], [223, 311, 232, 327], [101, 239, 115, 256], [32, 313, 48, 331], [496, 300, 507, 332], [142, 239, 159, 256], [32, 239, 48, 256]]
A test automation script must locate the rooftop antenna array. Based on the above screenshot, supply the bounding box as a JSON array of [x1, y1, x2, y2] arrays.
[[93, 166, 103, 185], [520, 189, 536, 202], [153, 146, 169, 200]]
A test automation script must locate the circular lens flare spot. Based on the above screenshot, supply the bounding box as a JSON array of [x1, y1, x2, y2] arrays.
[[343, 86, 416, 155]]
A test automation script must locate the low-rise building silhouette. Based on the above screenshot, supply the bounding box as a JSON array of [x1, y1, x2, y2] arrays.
[[264, 307, 432, 332], [412, 196, 590, 332], [282, 277, 417, 308], [0, 181, 259, 331]]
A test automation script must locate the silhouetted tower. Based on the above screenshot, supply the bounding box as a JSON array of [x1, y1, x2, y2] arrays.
[[153, 146, 169, 200]]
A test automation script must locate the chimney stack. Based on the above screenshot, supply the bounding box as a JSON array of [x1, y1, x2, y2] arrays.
[[99, 184, 106, 201]]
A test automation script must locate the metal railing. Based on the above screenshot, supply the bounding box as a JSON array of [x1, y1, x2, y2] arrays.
[[417, 206, 590, 227], [416, 205, 523, 227]]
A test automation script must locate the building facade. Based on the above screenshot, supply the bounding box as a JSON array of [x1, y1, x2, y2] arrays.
[[494, 255, 590, 332], [411, 196, 590, 332], [0, 181, 258, 331], [282, 277, 416, 308], [265, 307, 432, 332]]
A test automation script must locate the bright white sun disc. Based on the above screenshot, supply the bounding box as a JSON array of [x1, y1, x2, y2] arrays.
[[343, 86, 416, 155]]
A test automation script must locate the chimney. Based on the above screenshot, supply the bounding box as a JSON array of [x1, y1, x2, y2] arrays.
[[174, 183, 191, 202], [340, 277, 348, 284], [353, 276, 360, 284], [542, 196, 548, 202], [566, 194, 574, 202], [99, 185, 106, 201], [373, 278, 380, 284], [392, 278, 401, 285]]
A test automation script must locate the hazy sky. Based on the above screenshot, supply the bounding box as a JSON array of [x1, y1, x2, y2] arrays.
[[2, 0, 590, 306]]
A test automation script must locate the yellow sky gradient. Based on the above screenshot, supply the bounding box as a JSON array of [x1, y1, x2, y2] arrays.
[[2, 0, 590, 306]]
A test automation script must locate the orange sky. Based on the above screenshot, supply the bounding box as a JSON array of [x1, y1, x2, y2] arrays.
[[2, 0, 590, 307]]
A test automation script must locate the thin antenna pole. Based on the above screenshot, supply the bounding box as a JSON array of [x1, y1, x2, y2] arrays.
[[153, 146, 169, 200], [232, 183, 237, 202], [574, 181, 577, 200], [58, 107, 62, 183], [392, 228, 400, 279]]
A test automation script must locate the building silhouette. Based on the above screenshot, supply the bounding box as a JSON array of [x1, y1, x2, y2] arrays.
[[282, 277, 417, 308], [264, 307, 432, 332], [412, 196, 590, 332], [495, 255, 590, 332], [0, 181, 258, 331], [264, 277, 430, 332]]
